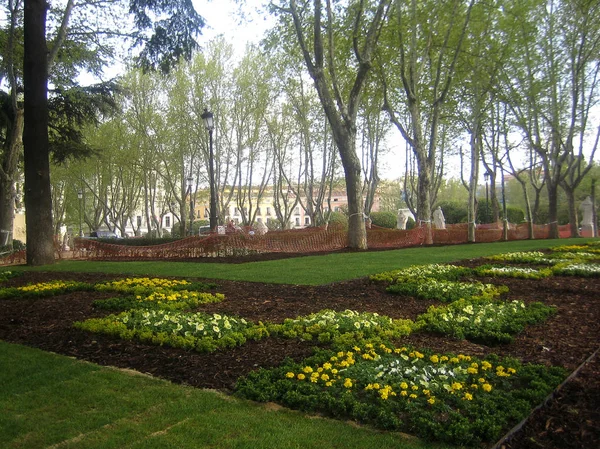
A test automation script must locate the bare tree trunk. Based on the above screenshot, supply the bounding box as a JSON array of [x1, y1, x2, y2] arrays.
[[23, 0, 55, 265]]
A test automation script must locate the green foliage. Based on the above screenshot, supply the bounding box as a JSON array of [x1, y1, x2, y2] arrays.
[[235, 344, 566, 446], [0, 270, 22, 283], [475, 265, 553, 280], [506, 207, 525, 224], [267, 310, 415, 348], [435, 201, 467, 225], [369, 211, 397, 229], [75, 310, 268, 353], [370, 264, 473, 283], [486, 251, 555, 264], [417, 298, 557, 345], [328, 211, 348, 229], [552, 262, 600, 277], [386, 280, 506, 302], [0, 280, 93, 299], [92, 290, 224, 312]]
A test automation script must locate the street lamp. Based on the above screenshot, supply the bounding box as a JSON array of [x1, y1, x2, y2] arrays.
[[187, 176, 194, 236], [77, 190, 83, 237], [201, 108, 217, 232]]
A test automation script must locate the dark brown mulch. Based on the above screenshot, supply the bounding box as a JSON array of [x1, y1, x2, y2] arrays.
[[0, 258, 598, 449]]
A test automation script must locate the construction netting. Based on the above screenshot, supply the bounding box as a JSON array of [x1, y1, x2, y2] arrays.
[[0, 222, 582, 265]]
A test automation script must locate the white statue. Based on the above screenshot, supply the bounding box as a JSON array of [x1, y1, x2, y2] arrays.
[[255, 220, 268, 235], [580, 196, 594, 226], [432, 206, 446, 229], [397, 209, 411, 230]]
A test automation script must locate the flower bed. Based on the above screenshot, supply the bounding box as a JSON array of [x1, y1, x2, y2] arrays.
[[386, 278, 506, 302], [416, 298, 556, 344], [474, 264, 553, 279], [267, 309, 415, 346], [552, 262, 600, 277], [92, 290, 225, 311], [235, 344, 566, 446], [95, 277, 216, 294], [370, 264, 472, 283], [74, 309, 268, 352], [0, 280, 93, 299]]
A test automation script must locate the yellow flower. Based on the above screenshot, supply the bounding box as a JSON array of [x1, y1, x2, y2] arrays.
[[331, 369, 338, 375], [411, 385, 419, 391], [430, 355, 439, 363], [320, 374, 330, 382], [467, 367, 478, 374], [463, 393, 473, 401], [297, 374, 306, 380], [322, 362, 332, 370], [409, 394, 417, 399], [482, 383, 492, 392], [400, 382, 408, 390], [343, 378, 353, 388], [451, 382, 462, 391], [325, 381, 332, 387], [481, 361, 492, 370], [427, 397, 436, 405], [440, 355, 449, 362], [372, 383, 380, 390], [507, 367, 516, 374], [285, 372, 295, 378], [303, 366, 313, 374]]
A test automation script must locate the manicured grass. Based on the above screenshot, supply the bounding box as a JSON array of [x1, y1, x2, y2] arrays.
[[7, 238, 593, 285], [0, 341, 450, 449]]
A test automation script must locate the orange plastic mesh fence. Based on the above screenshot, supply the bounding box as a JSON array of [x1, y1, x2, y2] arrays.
[[0, 221, 586, 265]]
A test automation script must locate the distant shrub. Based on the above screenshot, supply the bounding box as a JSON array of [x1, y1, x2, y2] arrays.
[[370, 211, 397, 229], [436, 201, 467, 224], [328, 211, 348, 230], [507, 207, 525, 224]]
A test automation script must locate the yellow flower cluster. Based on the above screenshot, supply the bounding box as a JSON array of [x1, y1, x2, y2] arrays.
[[285, 343, 516, 407], [18, 280, 80, 293], [98, 277, 190, 291]]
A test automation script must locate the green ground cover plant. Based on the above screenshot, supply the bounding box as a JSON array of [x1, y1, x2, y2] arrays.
[[385, 279, 505, 302], [416, 298, 557, 345], [95, 277, 216, 294], [92, 290, 225, 311], [0, 270, 21, 283], [75, 309, 269, 353], [370, 264, 473, 283], [235, 343, 566, 446], [552, 262, 600, 277], [0, 280, 93, 299], [474, 265, 553, 279], [267, 309, 416, 347]]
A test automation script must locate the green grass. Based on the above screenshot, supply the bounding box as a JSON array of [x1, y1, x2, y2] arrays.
[[0, 341, 449, 449], [7, 238, 592, 285]]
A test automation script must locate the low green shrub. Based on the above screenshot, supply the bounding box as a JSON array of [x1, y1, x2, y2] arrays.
[[267, 309, 415, 348], [475, 265, 553, 280], [386, 279, 506, 302], [370, 264, 473, 284], [0, 280, 93, 299], [417, 298, 556, 345], [75, 309, 268, 353]]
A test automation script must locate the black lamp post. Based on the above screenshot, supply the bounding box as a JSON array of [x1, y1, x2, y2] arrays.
[[187, 176, 194, 236], [77, 189, 83, 237], [201, 108, 217, 232]]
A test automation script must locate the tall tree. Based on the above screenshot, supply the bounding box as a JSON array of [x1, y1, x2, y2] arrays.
[[22, 0, 204, 264], [273, 0, 391, 249], [381, 0, 476, 244]]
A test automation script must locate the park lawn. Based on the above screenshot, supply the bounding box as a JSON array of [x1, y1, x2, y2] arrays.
[[7, 238, 591, 285], [0, 341, 450, 449]]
